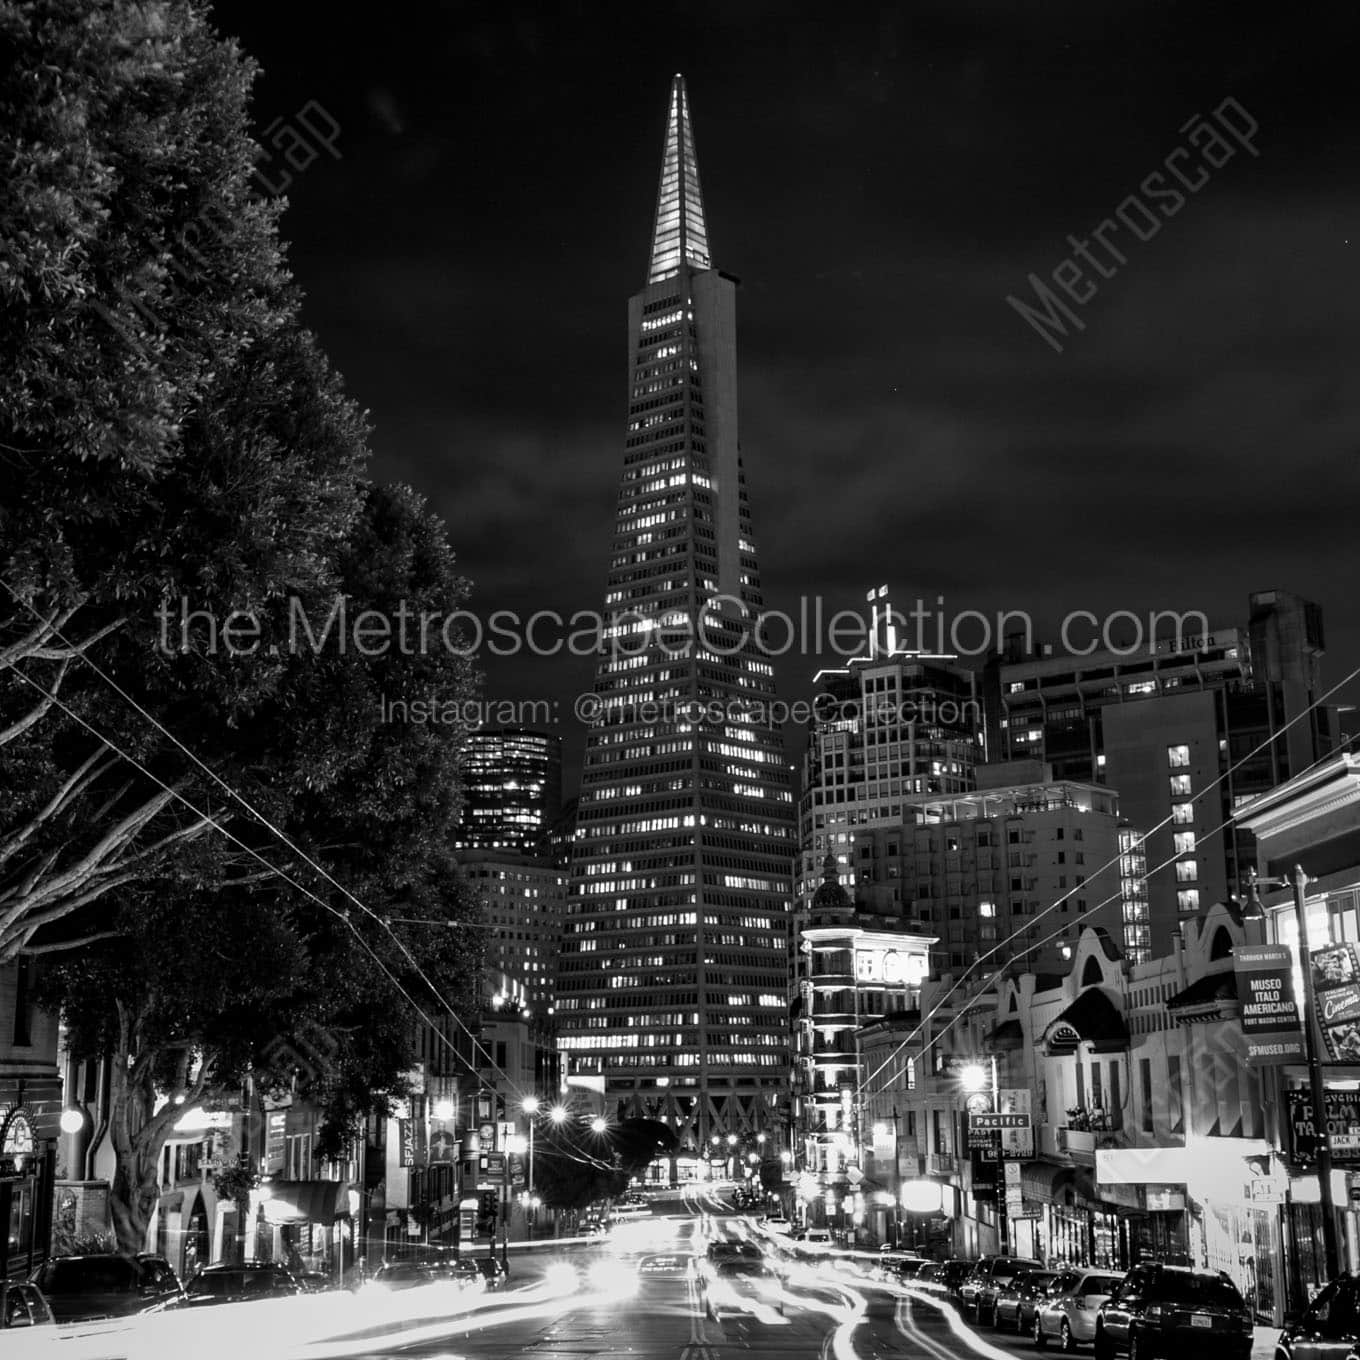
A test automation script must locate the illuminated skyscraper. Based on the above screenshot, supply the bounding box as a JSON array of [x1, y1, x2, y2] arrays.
[[557, 76, 796, 1157], [456, 727, 562, 854]]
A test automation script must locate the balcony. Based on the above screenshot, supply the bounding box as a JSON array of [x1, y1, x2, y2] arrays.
[[1057, 1127, 1095, 1164], [925, 1152, 959, 1178]]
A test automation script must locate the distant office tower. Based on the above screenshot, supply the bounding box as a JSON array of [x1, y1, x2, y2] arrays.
[[985, 589, 1338, 953], [798, 630, 984, 905], [456, 727, 562, 854], [849, 761, 1149, 972], [460, 850, 567, 1011], [558, 76, 796, 1157]]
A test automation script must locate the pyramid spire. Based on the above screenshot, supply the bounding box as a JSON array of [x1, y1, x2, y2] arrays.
[[647, 74, 712, 283]]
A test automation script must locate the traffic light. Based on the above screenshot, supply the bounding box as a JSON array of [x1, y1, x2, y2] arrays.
[[479, 1190, 498, 1222]]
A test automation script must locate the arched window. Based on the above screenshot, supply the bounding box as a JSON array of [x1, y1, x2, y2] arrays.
[[1081, 956, 1104, 987], [1210, 926, 1233, 961]]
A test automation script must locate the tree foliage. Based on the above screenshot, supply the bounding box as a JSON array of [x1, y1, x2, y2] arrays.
[[0, 0, 363, 954], [5, 0, 484, 1254]]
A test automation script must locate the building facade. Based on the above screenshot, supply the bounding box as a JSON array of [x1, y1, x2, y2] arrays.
[[456, 727, 563, 855], [848, 761, 1148, 974], [559, 75, 796, 1157], [798, 642, 984, 908], [985, 589, 1339, 955], [461, 851, 567, 1010]]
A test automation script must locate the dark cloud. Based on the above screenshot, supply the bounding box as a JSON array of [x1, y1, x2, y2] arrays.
[[210, 1, 1360, 779]]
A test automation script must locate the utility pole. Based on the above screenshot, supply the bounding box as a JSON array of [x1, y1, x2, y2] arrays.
[[1287, 866, 1340, 1280], [989, 1055, 1009, 1258], [1249, 866, 1340, 1280]]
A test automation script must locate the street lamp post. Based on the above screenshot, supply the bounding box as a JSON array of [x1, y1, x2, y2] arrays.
[[962, 1056, 1007, 1256], [1250, 866, 1341, 1280], [891, 1108, 902, 1248], [521, 1097, 539, 1241]]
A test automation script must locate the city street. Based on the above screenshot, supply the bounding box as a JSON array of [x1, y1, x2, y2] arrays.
[[278, 1196, 1082, 1360]]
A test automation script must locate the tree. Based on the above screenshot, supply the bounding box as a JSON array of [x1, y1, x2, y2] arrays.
[[532, 1118, 681, 1211], [611, 1119, 680, 1179], [4, 0, 486, 1253], [39, 483, 484, 1255], [0, 0, 363, 956]]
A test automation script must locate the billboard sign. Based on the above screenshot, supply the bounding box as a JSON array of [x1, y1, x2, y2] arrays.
[[1234, 943, 1305, 1064]]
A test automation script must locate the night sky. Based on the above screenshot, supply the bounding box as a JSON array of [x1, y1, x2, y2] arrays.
[[212, 2, 1360, 785]]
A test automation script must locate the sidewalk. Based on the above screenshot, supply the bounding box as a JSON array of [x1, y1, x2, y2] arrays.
[[1253, 1325, 1280, 1359]]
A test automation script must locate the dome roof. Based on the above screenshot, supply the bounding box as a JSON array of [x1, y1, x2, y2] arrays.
[[811, 853, 852, 914]]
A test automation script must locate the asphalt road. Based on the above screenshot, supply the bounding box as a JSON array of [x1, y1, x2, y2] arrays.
[[327, 1189, 1046, 1360], [33, 1190, 1060, 1360]]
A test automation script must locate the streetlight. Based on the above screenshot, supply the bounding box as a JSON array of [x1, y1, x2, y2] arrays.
[[590, 1117, 607, 1134], [1249, 866, 1341, 1278], [549, 1105, 568, 1125], [521, 1096, 541, 1238], [961, 1055, 1006, 1254]]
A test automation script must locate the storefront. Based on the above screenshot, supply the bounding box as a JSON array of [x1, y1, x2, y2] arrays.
[[1096, 1139, 1287, 1325], [260, 1178, 356, 1282]]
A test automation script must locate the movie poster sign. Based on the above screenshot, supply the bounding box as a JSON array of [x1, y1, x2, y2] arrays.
[[1234, 943, 1305, 1064], [1312, 944, 1360, 1063]]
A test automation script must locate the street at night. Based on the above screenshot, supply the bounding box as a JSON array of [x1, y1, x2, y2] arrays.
[[3, 4, 1360, 1358]]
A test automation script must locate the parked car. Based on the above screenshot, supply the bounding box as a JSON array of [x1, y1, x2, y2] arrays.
[[911, 1262, 950, 1297], [31, 1253, 184, 1323], [801, 1227, 832, 1245], [876, 1254, 929, 1284], [967, 1256, 1030, 1324], [1035, 1266, 1125, 1351], [181, 1262, 303, 1307], [1274, 1272, 1360, 1360], [993, 1268, 1058, 1333], [1094, 1263, 1252, 1360], [370, 1260, 453, 1292], [2, 1281, 54, 1330], [937, 1259, 976, 1301]]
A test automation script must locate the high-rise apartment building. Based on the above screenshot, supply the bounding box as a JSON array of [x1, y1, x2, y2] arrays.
[[557, 77, 796, 1156], [798, 639, 984, 905], [850, 762, 1148, 971], [985, 590, 1338, 953], [460, 851, 567, 1010], [456, 727, 563, 854]]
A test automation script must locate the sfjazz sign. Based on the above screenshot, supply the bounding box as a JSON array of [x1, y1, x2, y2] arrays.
[[856, 948, 927, 984]]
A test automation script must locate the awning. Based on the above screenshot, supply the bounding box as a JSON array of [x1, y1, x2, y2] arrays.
[[1166, 973, 1237, 1014], [985, 1020, 1025, 1051], [1096, 1138, 1272, 1201], [1043, 989, 1129, 1054], [261, 1179, 346, 1225], [1021, 1159, 1096, 1206]]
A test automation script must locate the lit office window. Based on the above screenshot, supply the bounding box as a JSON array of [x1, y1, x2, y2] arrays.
[[1167, 744, 1190, 768]]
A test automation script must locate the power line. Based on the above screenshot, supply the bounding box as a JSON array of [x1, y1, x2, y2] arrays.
[[853, 658, 1360, 1099], [0, 656, 618, 1175]]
